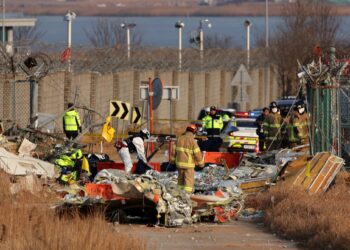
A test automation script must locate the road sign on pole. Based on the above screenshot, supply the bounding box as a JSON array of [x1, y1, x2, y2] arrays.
[[131, 107, 142, 124], [231, 64, 252, 106], [140, 86, 180, 100], [231, 64, 253, 86], [110, 101, 131, 120]]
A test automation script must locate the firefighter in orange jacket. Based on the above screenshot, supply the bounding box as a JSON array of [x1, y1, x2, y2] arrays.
[[170, 124, 204, 193]]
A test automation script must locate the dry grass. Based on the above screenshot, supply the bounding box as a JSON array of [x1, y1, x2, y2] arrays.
[[0, 172, 145, 250], [250, 171, 350, 249]]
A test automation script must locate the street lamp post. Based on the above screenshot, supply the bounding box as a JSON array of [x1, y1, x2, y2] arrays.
[[2, 0, 5, 44], [265, 0, 270, 106], [121, 22, 136, 59], [64, 11, 76, 72], [175, 20, 185, 71], [199, 19, 211, 68], [265, 0, 269, 48], [244, 20, 252, 70]]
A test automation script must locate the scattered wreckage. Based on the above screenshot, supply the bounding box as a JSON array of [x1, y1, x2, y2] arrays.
[[0, 125, 346, 227]]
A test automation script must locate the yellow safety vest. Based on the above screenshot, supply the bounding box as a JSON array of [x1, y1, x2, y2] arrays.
[[63, 110, 81, 131]]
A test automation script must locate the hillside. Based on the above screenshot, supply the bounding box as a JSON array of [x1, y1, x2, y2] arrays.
[[6, 1, 350, 16]]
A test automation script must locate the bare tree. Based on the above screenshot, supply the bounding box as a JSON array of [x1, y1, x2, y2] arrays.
[[204, 34, 237, 49], [84, 18, 142, 48], [13, 21, 47, 46], [267, 0, 341, 95]]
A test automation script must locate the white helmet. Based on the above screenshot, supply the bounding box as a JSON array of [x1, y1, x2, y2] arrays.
[[140, 128, 150, 139]]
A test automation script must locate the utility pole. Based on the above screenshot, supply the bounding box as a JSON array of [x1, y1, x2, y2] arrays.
[[2, 0, 5, 44], [265, 0, 269, 48], [265, 0, 270, 106]]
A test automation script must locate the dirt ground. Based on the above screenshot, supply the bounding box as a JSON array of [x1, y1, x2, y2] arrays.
[[116, 221, 299, 250]]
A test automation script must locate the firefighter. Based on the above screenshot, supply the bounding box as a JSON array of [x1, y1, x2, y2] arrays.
[[63, 102, 82, 140], [255, 107, 269, 152], [263, 101, 283, 151], [114, 128, 150, 174], [170, 124, 204, 193], [202, 106, 224, 151], [287, 101, 310, 148]]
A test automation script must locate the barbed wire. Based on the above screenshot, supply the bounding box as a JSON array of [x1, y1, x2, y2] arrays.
[[0, 41, 271, 75]]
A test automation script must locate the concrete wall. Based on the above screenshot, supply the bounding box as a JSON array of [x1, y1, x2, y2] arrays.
[[2, 66, 281, 132]]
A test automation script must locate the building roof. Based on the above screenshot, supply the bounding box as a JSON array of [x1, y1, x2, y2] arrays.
[[0, 18, 36, 27]]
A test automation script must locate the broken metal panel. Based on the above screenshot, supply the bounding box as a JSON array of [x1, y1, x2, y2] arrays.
[[308, 154, 344, 194], [0, 148, 55, 178], [292, 152, 344, 194], [239, 178, 272, 194]]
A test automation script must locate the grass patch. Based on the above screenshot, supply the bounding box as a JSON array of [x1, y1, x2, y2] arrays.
[[250, 171, 350, 249], [0, 172, 145, 250]]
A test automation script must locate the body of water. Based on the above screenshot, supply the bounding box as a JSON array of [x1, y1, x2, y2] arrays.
[[32, 15, 350, 48], [36, 16, 281, 48]]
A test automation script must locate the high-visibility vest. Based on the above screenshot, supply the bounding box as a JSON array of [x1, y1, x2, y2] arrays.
[[222, 114, 230, 122], [202, 114, 224, 136], [54, 149, 83, 167], [202, 115, 223, 129], [63, 110, 81, 131]]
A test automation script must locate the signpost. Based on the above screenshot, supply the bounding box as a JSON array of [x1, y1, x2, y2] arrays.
[[109, 101, 130, 120], [231, 64, 253, 110], [131, 107, 142, 124], [140, 85, 180, 134]]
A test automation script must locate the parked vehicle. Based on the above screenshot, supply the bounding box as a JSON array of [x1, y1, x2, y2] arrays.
[[249, 108, 263, 118], [275, 96, 303, 118], [235, 111, 249, 118], [220, 118, 259, 153]]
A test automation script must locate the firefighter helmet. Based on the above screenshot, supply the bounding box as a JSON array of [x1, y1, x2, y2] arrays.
[[186, 124, 197, 134], [269, 101, 278, 109], [295, 101, 305, 110]]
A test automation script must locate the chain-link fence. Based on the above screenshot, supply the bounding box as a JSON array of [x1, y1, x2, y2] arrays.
[[0, 42, 276, 133]]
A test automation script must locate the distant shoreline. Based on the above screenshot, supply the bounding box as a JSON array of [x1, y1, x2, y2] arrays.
[[8, 3, 350, 17]]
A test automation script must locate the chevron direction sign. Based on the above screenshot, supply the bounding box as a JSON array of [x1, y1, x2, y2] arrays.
[[131, 107, 142, 124], [110, 101, 130, 120]]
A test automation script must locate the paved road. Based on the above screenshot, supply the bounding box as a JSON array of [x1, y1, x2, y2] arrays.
[[116, 221, 299, 250]]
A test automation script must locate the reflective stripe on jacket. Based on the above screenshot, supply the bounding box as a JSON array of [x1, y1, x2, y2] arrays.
[[263, 113, 282, 140], [287, 112, 309, 143], [63, 110, 81, 131], [170, 132, 204, 169]]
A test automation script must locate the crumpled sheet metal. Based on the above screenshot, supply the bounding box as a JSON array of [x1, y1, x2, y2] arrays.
[[95, 169, 192, 227], [0, 147, 55, 178]]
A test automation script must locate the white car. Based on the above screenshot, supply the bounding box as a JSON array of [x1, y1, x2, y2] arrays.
[[221, 118, 259, 153]]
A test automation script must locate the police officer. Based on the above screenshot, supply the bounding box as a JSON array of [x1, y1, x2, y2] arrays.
[[263, 101, 283, 151], [287, 101, 309, 148], [170, 124, 204, 193], [115, 128, 150, 174], [202, 106, 224, 151], [63, 103, 82, 140]]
